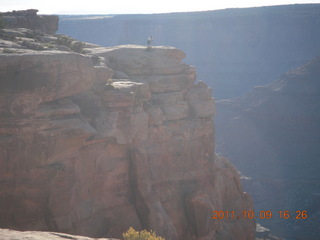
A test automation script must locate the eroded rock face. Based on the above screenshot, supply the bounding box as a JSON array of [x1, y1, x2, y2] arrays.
[[0, 44, 254, 240], [0, 51, 95, 116], [1, 9, 59, 34], [58, 5, 320, 99]]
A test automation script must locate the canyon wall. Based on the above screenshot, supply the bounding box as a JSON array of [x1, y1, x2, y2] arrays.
[[216, 57, 320, 240], [58, 4, 320, 99], [0, 25, 255, 239], [55, 4, 320, 239]]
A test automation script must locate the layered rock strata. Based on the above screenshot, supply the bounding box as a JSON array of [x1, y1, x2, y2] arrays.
[[1, 9, 59, 34], [58, 4, 320, 99], [0, 43, 254, 240]]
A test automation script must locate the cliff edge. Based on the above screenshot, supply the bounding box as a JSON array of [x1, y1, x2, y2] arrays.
[[0, 22, 255, 240]]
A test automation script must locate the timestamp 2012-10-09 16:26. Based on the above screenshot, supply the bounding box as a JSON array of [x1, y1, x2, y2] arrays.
[[211, 210, 309, 220]]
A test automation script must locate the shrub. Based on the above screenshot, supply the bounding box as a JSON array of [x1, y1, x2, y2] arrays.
[[43, 43, 55, 49], [56, 35, 85, 53], [70, 41, 85, 53], [56, 35, 73, 48], [123, 227, 165, 240], [0, 14, 6, 29], [2, 48, 18, 53]]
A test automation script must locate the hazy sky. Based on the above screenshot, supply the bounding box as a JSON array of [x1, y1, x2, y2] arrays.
[[1, 0, 320, 14]]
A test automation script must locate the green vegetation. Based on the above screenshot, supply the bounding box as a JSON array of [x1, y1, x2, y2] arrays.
[[56, 35, 73, 47], [43, 43, 55, 49], [0, 13, 6, 29], [71, 41, 85, 53], [56, 35, 85, 53], [123, 227, 165, 240], [2, 48, 18, 53]]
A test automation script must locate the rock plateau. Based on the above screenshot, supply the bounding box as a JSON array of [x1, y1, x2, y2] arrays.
[[58, 4, 320, 99]]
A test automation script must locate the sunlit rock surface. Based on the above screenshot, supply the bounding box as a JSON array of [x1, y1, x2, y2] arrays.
[[58, 4, 320, 99], [0, 23, 255, 239]]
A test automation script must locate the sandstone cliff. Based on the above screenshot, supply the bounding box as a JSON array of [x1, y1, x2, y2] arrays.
[[58, 4, 320, 99], [216, 57, 320, 240], [0, 26, 254, 239], [1, 9, 59, 34]]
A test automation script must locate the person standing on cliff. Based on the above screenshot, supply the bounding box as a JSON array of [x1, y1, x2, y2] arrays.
[[147, 36, 153, 48]]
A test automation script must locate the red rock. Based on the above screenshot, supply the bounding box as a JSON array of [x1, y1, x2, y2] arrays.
[[144, 106, 164, 126], [0, 44, 254, 240], [93, 45, 187, 76], [160, 101, 190, 121], [0, 52, 95, 116], [102, 81, 151, 108]]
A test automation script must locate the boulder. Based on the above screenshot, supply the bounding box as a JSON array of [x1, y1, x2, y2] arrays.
[[188, 99, 216, 118], [1, 10, 59, 34], [102, 81, 150, 108], [94, 45, 187, 76], [0, 51, 95, 116], [152, 91, 184, 105], [91, 65, 114, 95], [185, 83, 213, 101], [134, 67, 196, 93], [161, 101, 190, 121], [144, 105, 164, 126]]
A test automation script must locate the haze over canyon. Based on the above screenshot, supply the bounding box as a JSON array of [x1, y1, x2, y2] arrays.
[[0, 4, 320, 240], [58, 4, 320, 240]]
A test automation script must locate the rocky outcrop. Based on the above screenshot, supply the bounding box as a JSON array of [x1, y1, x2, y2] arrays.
[[215, 57, 320, 240], [0, 34, 254, 239], [58, 4, 320, 99], [1, 9, 58, 34], [0, 51, 95, 115]]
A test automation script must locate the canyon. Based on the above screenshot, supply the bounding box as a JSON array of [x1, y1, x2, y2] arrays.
[[216, 57, 320, 240], [58, 4, 320, 99], [56, 5, 320, 240], [0, 11, 255, 240]]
